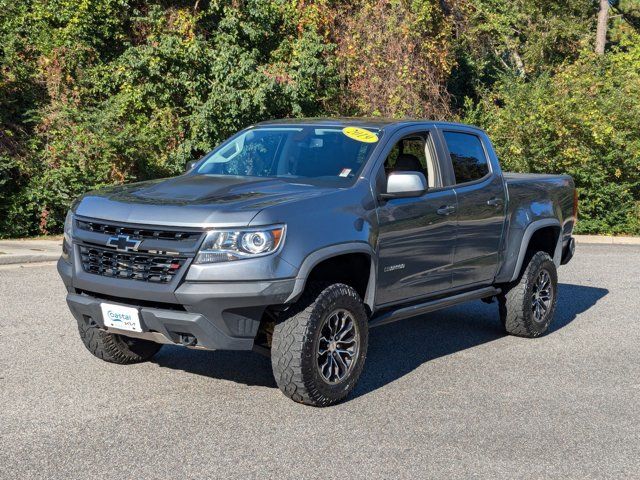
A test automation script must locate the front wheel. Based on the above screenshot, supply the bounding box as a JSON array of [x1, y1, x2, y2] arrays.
[[271, 283, 368, 407], [498, 251, 558, 338], [77, 318, 162, 364]]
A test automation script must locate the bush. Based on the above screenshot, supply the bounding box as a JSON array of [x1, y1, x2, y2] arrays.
[[466, 41, 640, 235], [0, 1, 338, 237], [1, 0, 639, 237]]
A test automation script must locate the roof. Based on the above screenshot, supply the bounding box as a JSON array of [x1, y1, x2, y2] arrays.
[[254, 117, 484, 133], [256, 117, 419, 129]]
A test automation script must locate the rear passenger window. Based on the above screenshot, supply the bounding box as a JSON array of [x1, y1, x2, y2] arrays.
[[443, 131, 490, 184]]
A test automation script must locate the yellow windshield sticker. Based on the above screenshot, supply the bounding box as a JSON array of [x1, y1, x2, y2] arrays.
[[342, 127, 379, 143]]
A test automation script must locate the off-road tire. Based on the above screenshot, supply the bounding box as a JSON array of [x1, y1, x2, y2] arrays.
[[498, 251, 558, 338], [77, 318, 162, 364], [271, 283, 368, 407]]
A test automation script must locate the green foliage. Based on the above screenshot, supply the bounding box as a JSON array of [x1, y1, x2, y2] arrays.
[[326, 0, 454, 118], [448, 0, 597, 109], [466, 40, 640, 234], [1, 0, 639, 237], [0, 0, 338, 236]]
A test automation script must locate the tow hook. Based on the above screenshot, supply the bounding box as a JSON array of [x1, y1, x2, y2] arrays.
[[178, 333, 198, 347]]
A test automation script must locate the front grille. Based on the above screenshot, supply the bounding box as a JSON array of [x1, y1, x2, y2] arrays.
[[76, 219, 201, 241], [79, 245, 187, 283]]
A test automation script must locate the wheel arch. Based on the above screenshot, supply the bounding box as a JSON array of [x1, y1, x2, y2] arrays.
[[285, 243, 376, 312], [507, 219, 562, 282]]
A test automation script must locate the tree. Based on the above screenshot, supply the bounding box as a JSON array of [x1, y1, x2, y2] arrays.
[[466, 39, 640, 235], [0, 1, 339, 237], [1, 0, 639, 237], [596, 0, 610, 54]]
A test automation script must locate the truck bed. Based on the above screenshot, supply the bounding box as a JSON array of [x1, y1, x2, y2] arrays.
[[503, 172, 574, 219]]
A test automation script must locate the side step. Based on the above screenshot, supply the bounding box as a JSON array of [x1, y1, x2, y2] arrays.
[[369, 286, 501, 329]]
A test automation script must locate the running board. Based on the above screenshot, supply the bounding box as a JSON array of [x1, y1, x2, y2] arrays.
[[369, 286, 501, 329]]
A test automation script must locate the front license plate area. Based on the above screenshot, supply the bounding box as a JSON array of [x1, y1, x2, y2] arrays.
[[100, 303, 142, 333]]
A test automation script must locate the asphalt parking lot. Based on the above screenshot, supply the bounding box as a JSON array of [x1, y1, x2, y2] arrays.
[[1, 243, 638, 479]]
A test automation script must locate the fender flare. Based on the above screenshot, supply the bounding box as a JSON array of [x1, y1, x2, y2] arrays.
[[285, 242, 377, 310], [508, 218, 562, 282]]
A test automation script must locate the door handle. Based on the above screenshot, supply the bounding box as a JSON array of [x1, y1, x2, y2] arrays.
[[487, 197, 504, 207], [437, 205, 456, 216]]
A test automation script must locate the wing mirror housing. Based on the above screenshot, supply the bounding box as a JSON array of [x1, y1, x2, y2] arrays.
[[185, 160, 197, 172], [379, 171, 427, 200]]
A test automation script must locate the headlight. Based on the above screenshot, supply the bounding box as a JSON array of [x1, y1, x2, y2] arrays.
[[62, 211, 73, 261], [63, 211, 73, 244], [194, 225, 285, 264]]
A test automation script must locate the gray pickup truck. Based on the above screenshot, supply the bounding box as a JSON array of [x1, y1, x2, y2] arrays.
[[58, 118, 577, 406]]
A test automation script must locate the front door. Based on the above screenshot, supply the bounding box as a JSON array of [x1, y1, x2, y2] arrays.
[[374, 131, 457, 306]]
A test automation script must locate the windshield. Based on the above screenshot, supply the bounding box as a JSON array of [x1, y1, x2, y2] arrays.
[[194, 126, 381, 182]]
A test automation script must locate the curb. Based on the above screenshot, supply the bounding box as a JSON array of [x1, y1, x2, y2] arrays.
[[574, 235, 640, 245], [0, 239, 62, 266], [0, 254, 60, 266]]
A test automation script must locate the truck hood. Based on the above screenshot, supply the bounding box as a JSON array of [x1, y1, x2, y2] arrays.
[[74, 175, 336, 227]]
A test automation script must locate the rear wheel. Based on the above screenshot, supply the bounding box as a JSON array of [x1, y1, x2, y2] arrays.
[[498, 251, 558, 338], [77, 318, 162, 364], [271, 283, 368, 407]]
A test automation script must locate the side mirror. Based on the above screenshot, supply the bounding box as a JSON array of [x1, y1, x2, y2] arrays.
[[185, 160, 197, 172], [379, 171, 427, 200]]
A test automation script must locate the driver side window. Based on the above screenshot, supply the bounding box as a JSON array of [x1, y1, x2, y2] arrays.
[[383, 134, 436, 188]]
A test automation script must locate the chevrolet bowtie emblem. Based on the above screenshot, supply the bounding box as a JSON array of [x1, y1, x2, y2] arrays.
[[106, 235, 142, 253]]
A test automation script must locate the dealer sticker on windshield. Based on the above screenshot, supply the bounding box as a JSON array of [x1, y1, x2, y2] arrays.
[[342, 127, 379, 143]]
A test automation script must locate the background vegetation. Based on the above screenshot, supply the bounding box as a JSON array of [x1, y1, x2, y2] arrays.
[[1, 0, 639, 237]]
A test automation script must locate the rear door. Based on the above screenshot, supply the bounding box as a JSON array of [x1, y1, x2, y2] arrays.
[[438, 129, 506, 288], [374, 126, 458, 306]]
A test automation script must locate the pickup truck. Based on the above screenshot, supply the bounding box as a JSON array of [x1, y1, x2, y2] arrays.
[[58, 118, 577, 406]]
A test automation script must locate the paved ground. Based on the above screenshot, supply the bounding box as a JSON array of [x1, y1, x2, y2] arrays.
[[0, 244, 638, 479]]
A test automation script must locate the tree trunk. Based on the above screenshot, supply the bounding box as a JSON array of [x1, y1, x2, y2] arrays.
[[511, 49, 526, 77], [595, 0, 610, 55]]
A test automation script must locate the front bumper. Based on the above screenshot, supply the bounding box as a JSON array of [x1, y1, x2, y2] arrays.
[[58, 258, 295, 351]]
